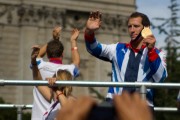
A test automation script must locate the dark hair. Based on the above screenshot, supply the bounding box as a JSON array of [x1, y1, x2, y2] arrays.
[[128, 12, 150, 27], [46, 40, 64, 58]]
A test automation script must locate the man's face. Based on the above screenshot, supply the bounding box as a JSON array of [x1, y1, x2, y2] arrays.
[[128, 17, 144, 41]]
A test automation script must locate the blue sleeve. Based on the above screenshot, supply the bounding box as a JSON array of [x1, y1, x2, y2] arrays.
[[150, 49, 168, 83], [73, 65, 80, 77], [85, 37, 117, 62]]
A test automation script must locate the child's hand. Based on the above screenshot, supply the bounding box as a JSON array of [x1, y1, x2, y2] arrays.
[[46, 77, 57, 86]]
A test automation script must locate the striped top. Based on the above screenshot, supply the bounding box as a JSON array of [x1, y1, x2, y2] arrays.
[[84, 33, 168, 106]]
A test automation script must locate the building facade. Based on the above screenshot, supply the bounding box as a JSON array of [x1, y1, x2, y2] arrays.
[[0, 0, 136, 104]]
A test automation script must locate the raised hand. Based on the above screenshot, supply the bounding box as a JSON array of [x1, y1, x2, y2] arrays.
[[53, 26, 62, 40], [143, 35, 156, 50], [71, 28, 80, 41], [31, 45, 40, 65], [86, 10, 102, 32]]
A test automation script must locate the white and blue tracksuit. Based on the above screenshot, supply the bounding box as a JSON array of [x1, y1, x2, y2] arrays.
[[84, 33, 168, 106]]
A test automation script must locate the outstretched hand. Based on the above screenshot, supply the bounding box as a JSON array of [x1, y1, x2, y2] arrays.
[[114, 92, 153, 120], [56, 92, 152, 120], [56, 96, 96, 120], [86, 10, 102, 33]]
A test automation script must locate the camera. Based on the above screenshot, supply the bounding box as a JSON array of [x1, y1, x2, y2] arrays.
[[88, 101, 116, 120]]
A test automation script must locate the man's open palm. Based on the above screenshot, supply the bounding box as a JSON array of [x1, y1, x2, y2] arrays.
[[86, 11, 102, 31]]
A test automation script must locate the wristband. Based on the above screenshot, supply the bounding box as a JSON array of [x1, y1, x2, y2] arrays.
[[71, 47, 78, 51], [56, 92, 63, 99]]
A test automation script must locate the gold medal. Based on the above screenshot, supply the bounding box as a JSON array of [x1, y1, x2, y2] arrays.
[[141, 27, 152, 38]]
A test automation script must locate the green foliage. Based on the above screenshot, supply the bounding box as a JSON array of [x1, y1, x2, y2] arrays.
[[154, 45, 180, 119], [0, 97, 31, 120], [88, 87, 105, 100], [153, 0, 180, 119]]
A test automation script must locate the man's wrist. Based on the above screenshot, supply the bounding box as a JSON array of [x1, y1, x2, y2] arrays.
[[85, 28, 94, 35], [147, 43, 155, 50], [84, 28, 95, 43]]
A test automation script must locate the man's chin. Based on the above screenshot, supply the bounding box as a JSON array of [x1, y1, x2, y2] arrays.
[[131, 38, 136, 41]]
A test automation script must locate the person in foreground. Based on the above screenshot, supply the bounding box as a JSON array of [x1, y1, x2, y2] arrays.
[[56, 92, 153, 120], [84, 11, 168, 107]]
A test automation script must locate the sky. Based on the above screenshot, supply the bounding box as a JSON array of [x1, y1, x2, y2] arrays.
[[136, 0, 180, 48]]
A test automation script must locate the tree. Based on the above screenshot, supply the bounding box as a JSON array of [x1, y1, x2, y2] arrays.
[[0, 97, 31, 120], [152, 0, 180, 119]]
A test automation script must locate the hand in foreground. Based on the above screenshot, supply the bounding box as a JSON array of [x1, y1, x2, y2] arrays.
[[113, 92, 153, 120], [86, 10, 102, 33], [56, 92, 152, 120], [56, 96, 96, 120]]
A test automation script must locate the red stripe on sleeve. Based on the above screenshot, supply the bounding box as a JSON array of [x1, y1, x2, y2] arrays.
[[148, 48, 159, 62], [84, 31, 95, 43]]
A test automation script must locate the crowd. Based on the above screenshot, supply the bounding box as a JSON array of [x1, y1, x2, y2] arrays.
[[30, 10, 179, 120]]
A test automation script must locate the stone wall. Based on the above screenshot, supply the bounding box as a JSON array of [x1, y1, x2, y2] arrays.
[[0, 0, 136, 104]]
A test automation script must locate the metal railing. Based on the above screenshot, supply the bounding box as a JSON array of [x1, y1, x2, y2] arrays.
[[0, 80, 180, 120], [0, 104, 32, 120]]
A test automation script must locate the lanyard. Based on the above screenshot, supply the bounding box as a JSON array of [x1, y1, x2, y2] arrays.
[[43, 100, 59, 120]]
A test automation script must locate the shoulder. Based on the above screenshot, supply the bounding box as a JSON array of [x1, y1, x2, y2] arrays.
[[103, 42, 125, 50], [56, 64, 79, 75], [154, 47, 166, 56], [116, 42, 128, 50], [36, 58, 43, 62], [57, 64, 77, 70]]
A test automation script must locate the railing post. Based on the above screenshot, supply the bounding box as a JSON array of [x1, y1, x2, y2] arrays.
[[17, 107, 22, 120], [140, 85, 147, 100]]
